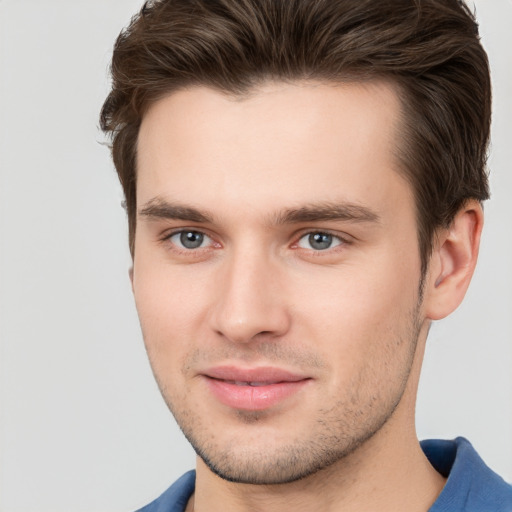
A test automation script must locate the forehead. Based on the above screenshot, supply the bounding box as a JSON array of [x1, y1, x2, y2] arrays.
[[136, 81, 411, 220]]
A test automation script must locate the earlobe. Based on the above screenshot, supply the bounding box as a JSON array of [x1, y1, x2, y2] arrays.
[[424, 200, 484, 320], [129, 266, 134, 292]]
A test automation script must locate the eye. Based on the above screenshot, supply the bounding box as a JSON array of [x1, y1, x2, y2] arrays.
[[168, 230, 212, 249], [297, 232, 343, 251]]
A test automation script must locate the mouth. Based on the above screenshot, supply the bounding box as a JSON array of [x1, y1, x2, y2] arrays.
[[220, 380, 285, 387], [201, 366, 312, 411]]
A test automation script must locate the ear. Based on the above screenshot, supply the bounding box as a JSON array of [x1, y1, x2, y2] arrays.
[[129, 266, 134, 291], [423, 200, 484, 320]]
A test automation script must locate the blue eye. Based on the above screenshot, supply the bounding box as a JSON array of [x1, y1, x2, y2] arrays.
[[169, 230, 210, 249], [297, 232, 343, 251]]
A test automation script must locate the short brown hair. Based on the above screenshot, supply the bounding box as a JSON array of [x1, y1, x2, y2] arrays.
[[100, 0, 491, 275]]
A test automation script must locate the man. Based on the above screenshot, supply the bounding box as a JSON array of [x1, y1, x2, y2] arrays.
[[100, 0, 512, 510]]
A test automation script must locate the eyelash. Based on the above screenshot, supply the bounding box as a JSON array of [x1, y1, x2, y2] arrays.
[[160, 229, 218, 255], [294, 231, 347, 252], [160, 229, 350, 255]]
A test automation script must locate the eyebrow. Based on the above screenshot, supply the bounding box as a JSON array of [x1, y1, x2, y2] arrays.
[[139, 198, 213, 223], [138, 198, 380, 225], [272, 202, 380, 225]]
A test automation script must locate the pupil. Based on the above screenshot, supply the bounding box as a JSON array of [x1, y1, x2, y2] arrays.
[[309, 233, 332, 250], [180, 231, 203, 249]]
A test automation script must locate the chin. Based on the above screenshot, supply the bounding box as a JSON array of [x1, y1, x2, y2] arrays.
[[182, 417, 383, 485]]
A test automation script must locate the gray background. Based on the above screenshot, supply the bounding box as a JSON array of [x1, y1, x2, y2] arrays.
[[0, 1, 510, 511]]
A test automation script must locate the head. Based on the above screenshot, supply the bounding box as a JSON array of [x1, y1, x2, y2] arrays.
[[100, 0, 491, 485]]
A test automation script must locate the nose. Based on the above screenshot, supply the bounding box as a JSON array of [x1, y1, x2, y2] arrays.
[[209, 248, 291, 344]]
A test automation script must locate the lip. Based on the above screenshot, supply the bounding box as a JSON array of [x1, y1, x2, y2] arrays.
[[201, 366, 311, 411]]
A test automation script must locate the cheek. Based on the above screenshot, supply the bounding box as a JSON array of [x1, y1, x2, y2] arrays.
[[132, 262, 209, 360], [292, 258, 420, 371], [297, 260, 417, 324]]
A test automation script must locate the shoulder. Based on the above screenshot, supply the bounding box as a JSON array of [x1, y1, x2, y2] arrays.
[[135, 470, 196, 512], [423, 437, 512, 512]]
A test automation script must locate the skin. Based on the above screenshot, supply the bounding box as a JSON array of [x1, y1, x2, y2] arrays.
[[133, 81, 483, 512]]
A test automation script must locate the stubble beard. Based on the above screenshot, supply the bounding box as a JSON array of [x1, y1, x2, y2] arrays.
[[152, 306, 423, 485]]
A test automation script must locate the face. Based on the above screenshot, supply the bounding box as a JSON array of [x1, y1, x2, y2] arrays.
[[133, 81, 426, 484]]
